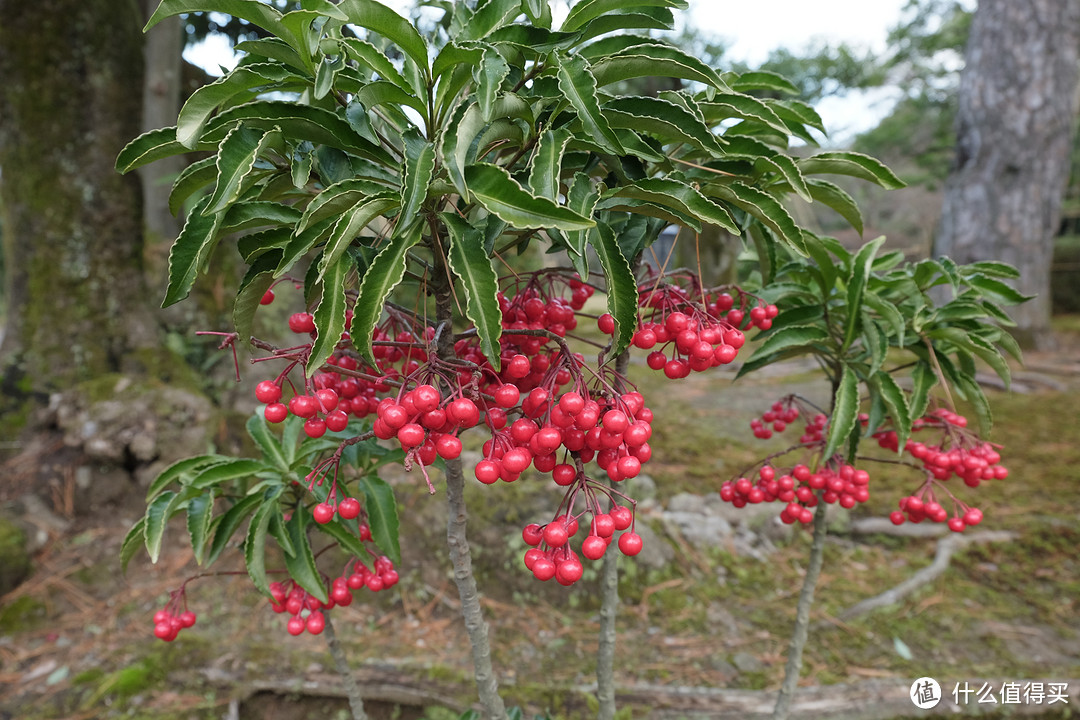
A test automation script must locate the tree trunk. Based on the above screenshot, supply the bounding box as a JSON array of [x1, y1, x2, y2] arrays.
[[141, 0, 184, 248], [935, 0, 1080, 349], [0, 0, 158, 398]]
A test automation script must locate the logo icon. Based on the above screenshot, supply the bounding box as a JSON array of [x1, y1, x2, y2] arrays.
[[910, 677, 942, 709]]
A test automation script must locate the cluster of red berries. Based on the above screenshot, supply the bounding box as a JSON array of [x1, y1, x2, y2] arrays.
[[268, 556, 399, 636], [152, 605, 197, 642], [372, 383, 475, 465], [521, 504, 640, 585], [890, 496, 983, 532], [720, 462, 872, 523]]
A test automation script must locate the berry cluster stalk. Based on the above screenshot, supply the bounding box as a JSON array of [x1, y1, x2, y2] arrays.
[[772, 499, 828, 720], [432, 241, 508, 720], [323, 613, 369, 720], [596, 349, 631, 720]]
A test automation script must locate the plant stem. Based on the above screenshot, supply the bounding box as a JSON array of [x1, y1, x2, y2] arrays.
[[323, 614, 368, 720], [431, 234, 508, 720], [597, 348, 631, 720], [771, 500, 829, 720]]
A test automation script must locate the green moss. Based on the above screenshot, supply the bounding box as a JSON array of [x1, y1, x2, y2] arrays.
[[0, 595, 47, 632], [0, 515, 31, 595]]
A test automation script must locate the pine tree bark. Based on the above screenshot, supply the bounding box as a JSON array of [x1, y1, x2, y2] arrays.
[[935, 0, 1080, 349], [0, 0, 158, 396]]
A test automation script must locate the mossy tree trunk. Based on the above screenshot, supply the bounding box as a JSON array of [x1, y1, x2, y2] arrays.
[[0, 0, 158, 401], [935, 0, 1080, 349]]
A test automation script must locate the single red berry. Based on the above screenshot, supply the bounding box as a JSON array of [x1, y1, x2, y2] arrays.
[[288, 312, 316, 334], [313, 502, 335, 524], [610, 506, 633, 530], [304, 417, 327, 438], [582, 535, 607, 560], [475, 459, 501, 484], [337, 497, 361, 520], [493, 384, 520, 409], [597, 313, 616, 335], [532, 557, 556, 581], [260, 288, 275, 306], [397, 423, 426, 448], [179, 611, 197, 628], [315, 388, 339, 412], [306, 611, 325, 635], [289, 395, 319, 419], [543, 523, 569, 547], [618, 532, 643, 556], [256, 380, 282, 404], [436, 434, 463, 459], [264, 401, 289, 423], [522, 523, 543, 546], [154, 621, 176, 641], [325, 409, 349, 432], [287, 616, 305, 636], [556, 557, 584, 585]]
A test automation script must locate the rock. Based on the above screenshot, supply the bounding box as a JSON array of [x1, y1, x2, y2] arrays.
[[629, 473, 657, 502], [633, 520, 675, 570], [732, 651, 765, 673], [0, 513, 32, 595]]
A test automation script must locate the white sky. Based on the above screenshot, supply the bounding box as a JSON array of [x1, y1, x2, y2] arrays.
[[185, 0, 924, 144]]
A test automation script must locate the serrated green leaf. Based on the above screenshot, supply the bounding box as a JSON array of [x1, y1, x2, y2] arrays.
[[462, 0, 520, 39], [706, 182, 806, 254], [909, 360, 934, 421], [120, 517, 147, 574], [561, 0, 687, 32], [528, 129, 570, 200], [431, 41, 486, 81], [553, 52, 623, 155], [316, 516, 368, 558], [604, 178, 739, 234], [169, 157, 217, 216], [247, 413, 290, 472], [244, 500, 276, 597], [964, 261, 1021, 279], [592, 224, 638, 357], [400, 129, 436, 225], [955, 373, 993, 435], [592, 43, 728, 90], [177, 64, 300, 147], [805, 179, 863, 235], [339, 38, 412, 91], [318, 196, 400, 282], [476, 48, 511, 121], [236, 37, 306, 71], [358, 474, 401, 565], [233, 253, 279, 343], [604, 95, 724, 156], [308, 255, 351, 377], [281, 414, 304, 466], [565, 172, 598, 278], [145, 0, 284, 33], [205, 491, 264, 566], [206, 125, 278, 215], [186, 493, 215, 565], [703, 93, 790, 135], [965, 274, 1032, 305], [443, 214, 503, 370], [221, 201, 302, 233], [186, 458, 268, 489], [163, 195, 223, 307], [746, 325, 830, 364], [873, 371, 912, 451], [336, 0, 429, 73], [351, 224, 422, 366], [798, 151, 906, 190], [824, 365, 859, 460], [731, 70, 799, 95], [268, 506, 295, 558], [862, 313, 888, 374], [575, 9, 674, 41], [282, 511, 329, 602], [146, 455, 231, 502], [842, 236, 886, 351], [465, 164, 594, 231], [967, 333, 1011, 389], [313, 54, 342, 100], [117, 127, 214, 174], [144, 490, 186, 564]]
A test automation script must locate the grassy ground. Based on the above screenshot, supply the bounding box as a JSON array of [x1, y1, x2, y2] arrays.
[[1, 320, 1078, 719]]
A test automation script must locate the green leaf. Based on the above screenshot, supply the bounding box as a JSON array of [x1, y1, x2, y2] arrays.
[[443, 213, 504, 370], [221, 201, 302, 233], [233, 253, 278, 343], [805, 179, 863, 235], [358, 474, 401, 565], [873, 371, 912, 451], [706, 182, 805, 254], [120, 517, 147, 574], [117, 127, 212, 174], [465, 164, 594, 231], [731, 70, 799, 95], [186, 493, 215, 565], [144, 490, 185, 564], [298, 178, 394, 234], [355, 79, 428, 116], [528, 129, 570, 200], [186, 458, 267, 489], [798, 151, 906, 190], [314, 54, 342, 100], [308, 255, 351, 378], [561, 0, 687, 32], [746, 325, 830, 364], [823, 365, 859, 460], [564, 172, 598, 278], [340, 38, 412, 91], [177, 64, 300, 147], [317, 195, 400, 280], [965, 274, 1032, 305], [336, 0, 429, 73], [967, 333, 1012, 389], [235, 37, 306, 71], [206, 491, 264, 566], [955, 372, 993, 435], [462, 0, 520, 39], [591, 43, 728, 90], [145, 0, 284, 34], [842, 236, 886, 351], [268, 505, 295, 558], [206, 125, 278, 215], [861, 313, 888, 374], [168, 157, 217, 216], [146, 455, 230, 502], [703, 93, 790, 135], [591, 224, 638, 357], [247, 413, 290, 472], [575, 9, 674, 41], [604, 178, 738, 234], [282, 511, 329, 602], [400, 129, 436, 226], [964, 261, 1021, 279], [316, 516, 368, 558], [476, 48, 510, 121], [864, 291, 905, 348], [604, 95, 724, 156], [244, 499, 276, 597], [553, 52, 623, 155], [163, 195, 223, 307], [909, 360, 934, 421], [431, 41, 486, 81], [351, 224, 422, 366]]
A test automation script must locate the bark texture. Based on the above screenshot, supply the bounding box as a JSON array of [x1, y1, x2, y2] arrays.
[[935, 0, 1080, 348], [0, 0, 158, 393]]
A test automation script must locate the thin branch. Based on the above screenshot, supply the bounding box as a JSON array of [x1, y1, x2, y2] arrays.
[[323, 614, 368, 720]]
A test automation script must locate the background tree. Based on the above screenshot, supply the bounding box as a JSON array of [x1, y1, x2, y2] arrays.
[[935, 0, 1080, 348]]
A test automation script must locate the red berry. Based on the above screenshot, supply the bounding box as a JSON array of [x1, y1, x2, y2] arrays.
[[397, 423, 426, 448], [304, 417, 327, 438], [288, 312, 316, 334], [313, 502, 335, 524], [610, 506, 633, 530], [264, 403, 287, 423], [256, 381, 282, 404], [597, 313, 615, 335], [306, 611, 325, 635], [618, 532, 643, 556], [287, 617, 305, 636], [260, 288, 275, 305], [325, 409, 349, 432], [532, 557, 556, 581], [582, 535, 607, 560], [315, 388, 339, 412], [543, 523, 569, 547], [436, 434, 463, 459], [475, 460, 501, 484], [289, 395, 319, 419], [179, 611, 196, 628], [556, 557, 584, 585], [338, 497, 361, 520], [522, 523, 543, 546], [493, 384, 520, 409]]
